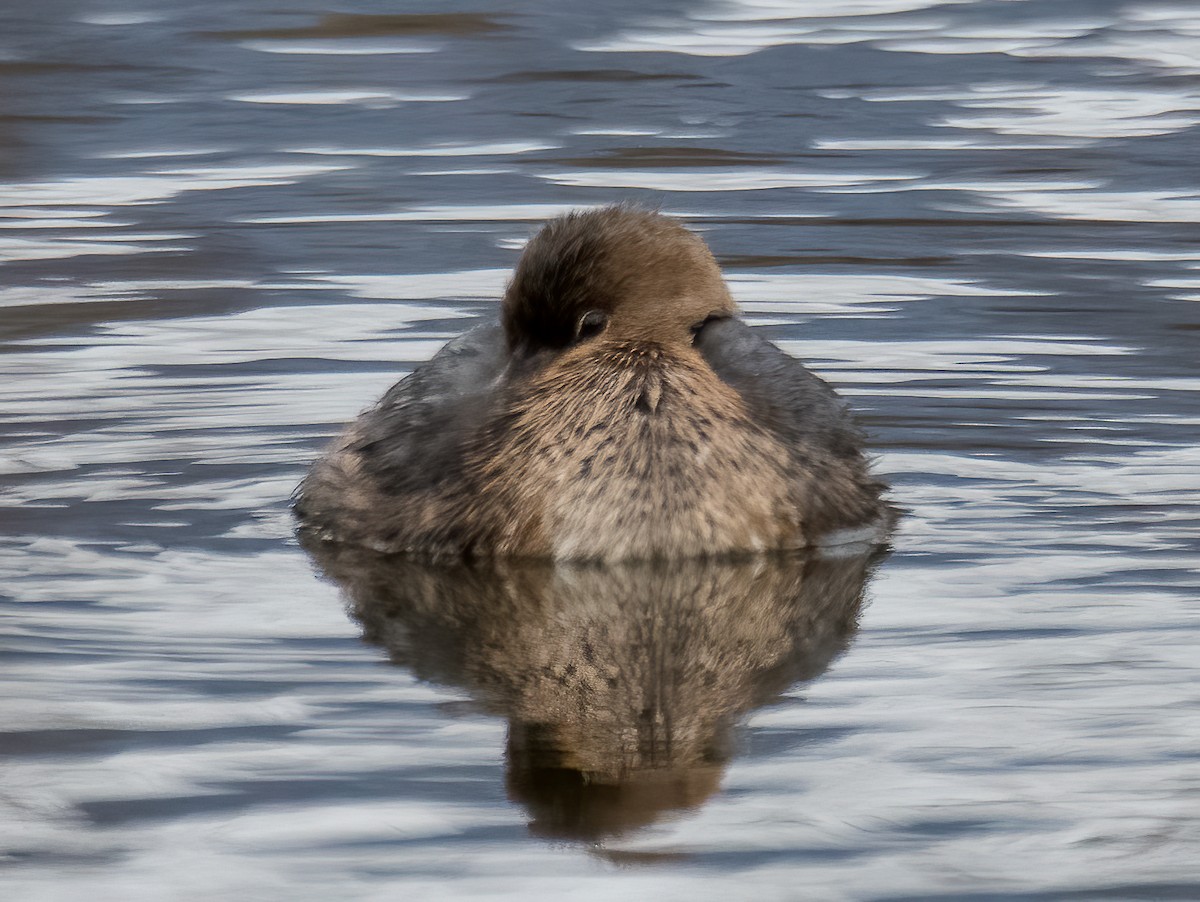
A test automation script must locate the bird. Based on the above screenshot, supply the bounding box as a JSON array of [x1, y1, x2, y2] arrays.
[[294, 205, 894, 561]]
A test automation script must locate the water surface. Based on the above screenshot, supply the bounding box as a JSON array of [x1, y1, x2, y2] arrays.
[[2, 1, 1199, 899]]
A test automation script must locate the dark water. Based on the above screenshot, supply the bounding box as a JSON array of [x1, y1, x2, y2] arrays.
[[2, 1, 1199, 899]]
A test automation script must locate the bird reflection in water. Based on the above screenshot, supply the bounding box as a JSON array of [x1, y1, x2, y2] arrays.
[[302, 539, 886, 840]]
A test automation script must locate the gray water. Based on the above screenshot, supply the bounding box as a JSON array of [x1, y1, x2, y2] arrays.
[[2, 1, 1199, 899]]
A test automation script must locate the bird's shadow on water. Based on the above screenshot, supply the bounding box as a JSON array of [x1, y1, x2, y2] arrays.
[[300, 537, 889, 843]]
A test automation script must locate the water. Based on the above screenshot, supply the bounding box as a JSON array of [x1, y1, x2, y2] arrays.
[[2, 1, 1198, 899]]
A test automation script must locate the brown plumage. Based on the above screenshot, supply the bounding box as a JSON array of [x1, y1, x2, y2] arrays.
[[295, 205, 895, 560]]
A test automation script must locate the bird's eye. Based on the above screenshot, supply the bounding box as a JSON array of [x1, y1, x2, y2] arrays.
[[690, 313, 725, 345], [575, 309, 608, 342]]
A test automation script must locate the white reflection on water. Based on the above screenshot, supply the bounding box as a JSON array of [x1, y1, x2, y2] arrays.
[[1012, 4, 1200, 75], [543, 169, 922, 191], [578, 0, 1200, 78], [977, 188, 1200, 223], [699, 0, 967, 20], [227, 90, 468, 106], [842, 83, 1200, 141], [936, 85, 1200, 140], [813, 136, 1064, 151], [731, 272, 1037, 317], [0, 161, 354, 267], [241, 39, 441, 55], [287, 141, 559, 157], [1016, 249, 1200, 262], [577, 2, 1114, 57], [0, 235, 192, 263], [875, 18, 1113, 54], [79, 12, 169, 26], [1147, 268, 1200, 303], [241, 203, 596, 225], [93, 148, 231, 160], [263, 271, 508, 299], [578, 1, 964, 56], [1, 164, 351, 210]]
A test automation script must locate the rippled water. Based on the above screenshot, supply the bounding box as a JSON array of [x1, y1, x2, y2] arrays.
[[3, 1, 1199, 899]]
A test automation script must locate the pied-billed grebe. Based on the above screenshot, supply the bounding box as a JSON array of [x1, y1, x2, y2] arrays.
[[295, 205, 894, 560]]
